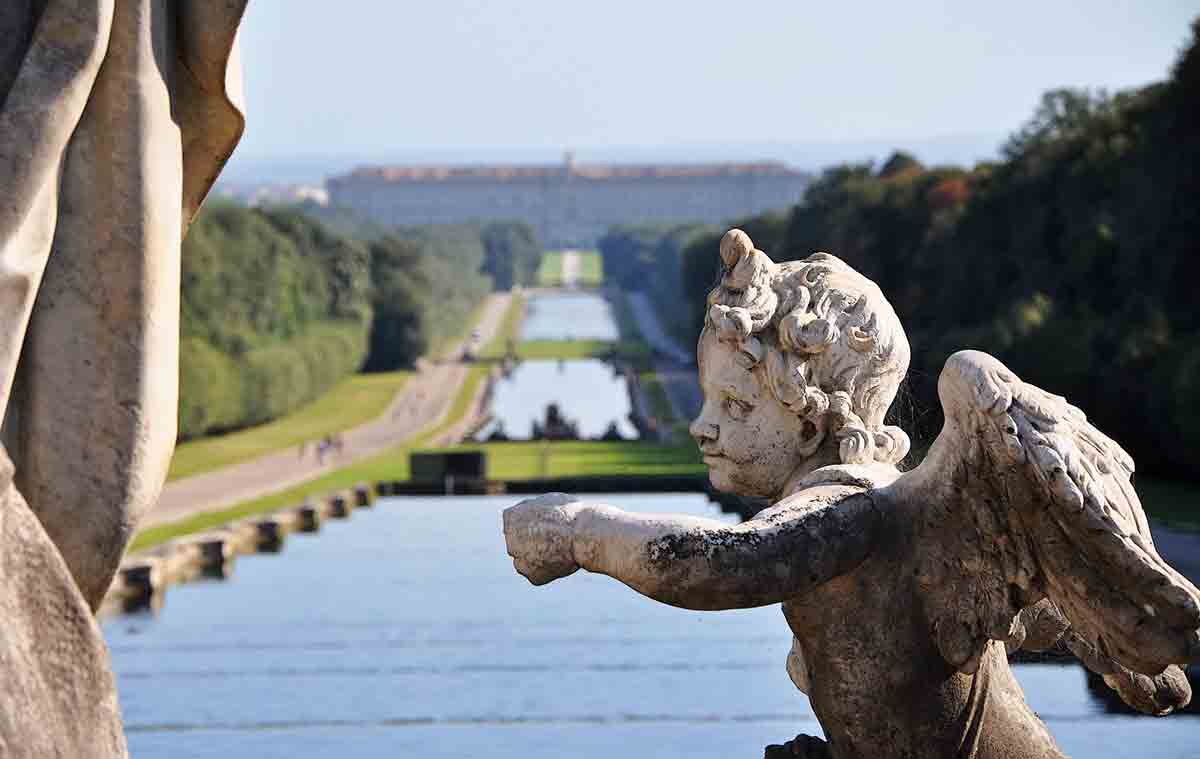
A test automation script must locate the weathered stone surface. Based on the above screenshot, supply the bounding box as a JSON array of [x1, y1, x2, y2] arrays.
[[504, 229, 1200, 758], [0, 2, 246, 754], [0, 450, 126, 757]]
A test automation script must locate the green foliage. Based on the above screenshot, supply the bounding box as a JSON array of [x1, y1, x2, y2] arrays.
[[577, 250, 604, 285], [448, 440, 704, 480], [178, 337, 243, 436], [878, 151, 923, 179], [179, 204, 373, 439], [536, 251, 562, 285], [598, 222, 719, 343], [481, 221, 543, 290], [361, 225, 494, 371], [264, 206, 515, 373], [181, 203, 362, 353], [671, 19, 1200, 478], [536, 250, 604, 287], [236, 322, 369, 427], [363, 235, 433, 371]]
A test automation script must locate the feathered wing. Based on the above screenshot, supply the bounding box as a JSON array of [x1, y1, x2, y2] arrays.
[[897, 350, 1200, 707]]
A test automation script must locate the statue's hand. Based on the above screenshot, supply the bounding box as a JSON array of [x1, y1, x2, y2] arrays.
[[502, 493, 582, 585]]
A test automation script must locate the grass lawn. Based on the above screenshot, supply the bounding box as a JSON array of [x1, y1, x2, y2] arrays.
[[572, 250, 604, 287], [444, 439, 702, 480], [168, 370, 412, 481], [536, 250, 604, 288], [480, 338, 649, 362], [536, 251, 563, 286]]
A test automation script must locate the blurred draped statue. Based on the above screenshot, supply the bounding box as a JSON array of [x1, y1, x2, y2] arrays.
[[0, 2, 247, 755], [504, 229, 1200, 758]]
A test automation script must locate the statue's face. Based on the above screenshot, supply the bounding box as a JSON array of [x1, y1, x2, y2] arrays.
[[690, 330, 812, 499]]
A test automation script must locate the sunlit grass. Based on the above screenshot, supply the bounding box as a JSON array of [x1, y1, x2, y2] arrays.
[[536, 250, 603, 287], [480, 338, 649, 361], [573, 250, 604, 286], [536, 251, 563, 286], [168, 370, 412, 481], [446, 439, 702, 480]]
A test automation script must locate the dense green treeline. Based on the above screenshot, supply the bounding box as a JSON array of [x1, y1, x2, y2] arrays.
[[179, 204, 373, 439], [362, 228, 491, 371], [179, 202, 542, 439], [299, 200, 543, 294], [618, 20, 1200, 478], [481, 221, 542, 290], [597, 222, 719, 344]]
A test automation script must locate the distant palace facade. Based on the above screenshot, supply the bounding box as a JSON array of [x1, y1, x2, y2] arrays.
[[326, 155, 810, 247]]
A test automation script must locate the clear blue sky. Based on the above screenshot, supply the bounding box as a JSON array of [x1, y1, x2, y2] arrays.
[[226, 1, 1197, 179]]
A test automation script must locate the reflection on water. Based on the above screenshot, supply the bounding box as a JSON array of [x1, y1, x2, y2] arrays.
[[522, 293, 619, 341], [103, 495, 1198, 759], [480, 359, 637, 440]]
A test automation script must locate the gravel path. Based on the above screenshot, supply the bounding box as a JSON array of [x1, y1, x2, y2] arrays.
[[626, 292, 702, 423], [144, 294, 512, 528], [560, 250, 580, 287]]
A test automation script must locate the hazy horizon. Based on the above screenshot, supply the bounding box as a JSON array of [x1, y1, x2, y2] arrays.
[[223, 2, 1197, 187], [218, 132, 1008, 186]]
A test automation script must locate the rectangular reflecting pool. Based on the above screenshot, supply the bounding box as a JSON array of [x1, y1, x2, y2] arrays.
[[103, 494, 1199, 758], [479, 359, 638, 440], [521, 293, 619, 342]]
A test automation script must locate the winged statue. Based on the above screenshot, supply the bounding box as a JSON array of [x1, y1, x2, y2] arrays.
[[503, 229, 1200, 758]]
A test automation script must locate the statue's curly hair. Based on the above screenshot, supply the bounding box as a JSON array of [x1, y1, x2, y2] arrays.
[[702, 229, 910, 466]]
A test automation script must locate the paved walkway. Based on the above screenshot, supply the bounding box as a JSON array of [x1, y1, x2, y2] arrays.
[[145, 294, 512, 528], [627, 292, 702, 423], [560, 250, 580, 287]]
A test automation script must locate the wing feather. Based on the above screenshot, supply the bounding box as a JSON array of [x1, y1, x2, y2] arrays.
[[904, 350, 1200, 679]]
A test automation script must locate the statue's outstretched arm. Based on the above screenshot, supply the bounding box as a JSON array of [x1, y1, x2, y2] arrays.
[[503, 488, 878, 610]]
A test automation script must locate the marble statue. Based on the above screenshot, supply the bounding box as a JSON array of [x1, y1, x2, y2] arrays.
[[0, 2, 247, 755], [504, 229, 1200, 758]]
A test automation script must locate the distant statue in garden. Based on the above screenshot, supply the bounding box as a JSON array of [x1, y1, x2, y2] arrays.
[[504, 229, 1200, 758], [532, 402, 580, 441], [0, 2, 247, 755]]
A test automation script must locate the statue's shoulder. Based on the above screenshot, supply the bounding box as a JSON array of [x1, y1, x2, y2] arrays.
[[796, 463, 901, 492], [762, 463, 900, 522]]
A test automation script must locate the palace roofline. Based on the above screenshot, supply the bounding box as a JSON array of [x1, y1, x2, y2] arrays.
[[330, 160, 806, 184]]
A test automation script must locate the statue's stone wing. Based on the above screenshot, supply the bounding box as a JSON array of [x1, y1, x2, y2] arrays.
[[896, 350, 1200, 691]]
